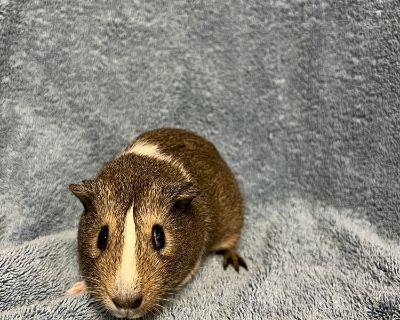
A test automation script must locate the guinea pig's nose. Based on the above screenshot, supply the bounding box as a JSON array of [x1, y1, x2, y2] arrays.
[[112, 295, 143, 309], [129, 296, 143, 309]]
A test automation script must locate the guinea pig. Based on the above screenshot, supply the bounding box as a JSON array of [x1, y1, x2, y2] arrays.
[[66, 128, 247, 319]]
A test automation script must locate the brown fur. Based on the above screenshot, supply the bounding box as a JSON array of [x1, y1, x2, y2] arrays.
[[69, 128, 245, 318]]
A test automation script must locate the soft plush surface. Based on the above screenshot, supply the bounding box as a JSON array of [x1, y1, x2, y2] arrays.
[[1, 0, 400, 319]]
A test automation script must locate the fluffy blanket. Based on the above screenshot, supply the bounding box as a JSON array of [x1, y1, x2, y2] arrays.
[[1, 0, 399, 319]]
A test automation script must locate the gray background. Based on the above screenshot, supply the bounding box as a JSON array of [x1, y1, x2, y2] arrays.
[[1, 0, 400, 319]]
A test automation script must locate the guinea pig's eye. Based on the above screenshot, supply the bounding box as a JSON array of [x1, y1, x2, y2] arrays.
[[97, 225, 109, 251], [152, 224, 165, 251]]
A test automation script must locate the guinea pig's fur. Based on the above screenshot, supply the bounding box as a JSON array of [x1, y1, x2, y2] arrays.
[[67, 128, 247, 319]]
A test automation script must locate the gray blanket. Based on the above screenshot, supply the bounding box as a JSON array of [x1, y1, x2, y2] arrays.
[[1, 0, 400, 319]]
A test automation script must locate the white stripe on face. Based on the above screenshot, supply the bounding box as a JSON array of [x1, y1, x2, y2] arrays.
[[116, 204, 138, 293]]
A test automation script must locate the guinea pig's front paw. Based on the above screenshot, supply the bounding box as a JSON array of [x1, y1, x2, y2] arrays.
[[219, 249, 248, 273], [65, 281, 87, 296]]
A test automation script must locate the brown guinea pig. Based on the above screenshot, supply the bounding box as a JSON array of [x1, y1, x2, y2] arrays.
[[66, 128, 247, 319]]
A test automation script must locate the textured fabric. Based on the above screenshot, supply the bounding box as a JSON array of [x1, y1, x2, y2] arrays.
[[1, 0, 400, 319]]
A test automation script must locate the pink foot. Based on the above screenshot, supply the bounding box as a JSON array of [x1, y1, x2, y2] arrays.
[[65, 281, 87, 296]]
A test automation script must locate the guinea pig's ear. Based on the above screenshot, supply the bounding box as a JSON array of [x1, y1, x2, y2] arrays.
[[171, 182, 200, 211], [69, 180, 95, 212], [176, 182, 200, 201]]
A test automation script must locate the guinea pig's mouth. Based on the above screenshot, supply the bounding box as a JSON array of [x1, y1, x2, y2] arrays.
[[111, 309, 143, 319], [106, 298, 145, 319]]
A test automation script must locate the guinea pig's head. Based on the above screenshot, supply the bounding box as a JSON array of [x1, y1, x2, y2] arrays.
[[69, 156, 206, 318]]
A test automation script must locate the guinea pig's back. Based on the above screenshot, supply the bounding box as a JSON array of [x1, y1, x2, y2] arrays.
[[131, 128, 244, 250]]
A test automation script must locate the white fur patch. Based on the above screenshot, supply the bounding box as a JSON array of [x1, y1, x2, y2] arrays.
[[125, 142, 162, 159], [122, 141, 190, 179], [116, 204, 138, 293]]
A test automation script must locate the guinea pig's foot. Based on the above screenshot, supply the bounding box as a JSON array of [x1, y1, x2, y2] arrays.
[[65, 281, 87, 296], [219, 249, 248, 273]]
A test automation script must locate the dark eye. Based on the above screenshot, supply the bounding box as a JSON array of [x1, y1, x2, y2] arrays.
[[152, 224, 165, 250], [97, 225, 109, 251]]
